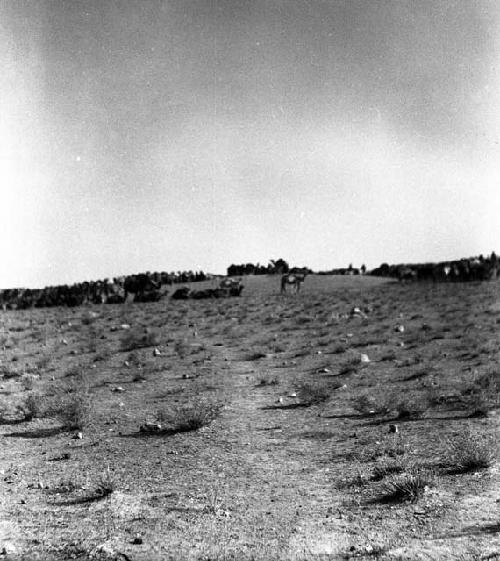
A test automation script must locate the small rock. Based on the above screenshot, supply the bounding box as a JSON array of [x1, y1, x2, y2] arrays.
[[70, 349, 78, 355], [395, 325, 405, 333], [112, 387, 125, 393], [124, 361, 130, 367], [132, 536, 143, 545], [288, 392, 297, 398], [72, 432, 83, 440], [360, 354, 370, 363], [182, 374, 190, 379], [1, 542, 17, 555], [140, 423, 162, 433], [153, 348, 161, 357], [61, 339, 68, 345], [120, 324, 131, 330], [276, 397, 284, 404], [389, 424, 399, 433], [317, 367, 330, 373], [37, 481, 45, 489]]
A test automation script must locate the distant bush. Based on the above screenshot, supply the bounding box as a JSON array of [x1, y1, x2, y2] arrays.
[[20, 374, 37, 391], [121, 328, 160, 351], [296, 380, 339, 406], [256, 375, 279, 387], [157, 399, 223, 432], [51, 394, 92, 431], [22, 393, 47, 421], [444, 429, 498, 472], [461, 370, 500, 416]]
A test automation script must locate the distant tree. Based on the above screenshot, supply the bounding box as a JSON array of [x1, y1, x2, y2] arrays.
[[269, 259, 289, 275]]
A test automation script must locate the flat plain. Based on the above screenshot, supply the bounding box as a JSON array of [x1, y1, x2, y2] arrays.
[[0, 274, 499, 561]]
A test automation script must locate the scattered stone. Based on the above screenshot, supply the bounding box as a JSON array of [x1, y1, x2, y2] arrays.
[[72, 432, 83, 440], [140, 423, 162, 433], [1, 542, 17, 555]]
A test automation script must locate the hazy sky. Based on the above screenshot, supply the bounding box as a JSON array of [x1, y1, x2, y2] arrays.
[[2, 0, 500, 287]]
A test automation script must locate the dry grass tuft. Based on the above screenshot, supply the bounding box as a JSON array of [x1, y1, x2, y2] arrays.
[[381, 467, 433, 502], [51, 394, 93, 431], [444, 429, 498, 472], [296, 380, 339, 406], [157, 398, 224, 432], [94, 468, 116, 497]]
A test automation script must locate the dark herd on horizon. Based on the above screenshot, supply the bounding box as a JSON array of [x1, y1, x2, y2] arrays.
[[0, 253, 498, 311], [0, 271, 208, 310], [373, 252, 498, 283]]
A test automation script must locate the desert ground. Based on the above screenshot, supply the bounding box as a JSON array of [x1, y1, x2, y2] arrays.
[[0, 274, 498, 561]]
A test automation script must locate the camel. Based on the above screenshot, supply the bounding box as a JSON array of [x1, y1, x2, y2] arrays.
[[280, 273, 306, 294]]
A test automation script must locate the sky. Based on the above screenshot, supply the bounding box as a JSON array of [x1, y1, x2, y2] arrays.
[[1, 0, 500, 288]]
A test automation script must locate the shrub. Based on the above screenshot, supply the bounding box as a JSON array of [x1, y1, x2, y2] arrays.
[[157, 399, 223, 432], [22, 393, 47, 421], [51, 394, 92, 431], [444, 429, 498, 472], [121, 328, 160, 351], [372, 461, 405, 482], [94, 468, 115, 497], [257, 375, 279, 386], [296, 380, 337, 406], [382, 468, 433, 502], [351, 394, 389, 416], [20, 374, 37, 391], [36, 356, 51, 371]]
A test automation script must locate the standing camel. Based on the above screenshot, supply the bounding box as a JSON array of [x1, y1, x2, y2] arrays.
[[280, 273, 306, 294]]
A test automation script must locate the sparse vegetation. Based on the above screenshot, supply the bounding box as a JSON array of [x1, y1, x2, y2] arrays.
[[156, 398, 224, 432], [94, 468, 116, 497], [22, 393, 47, 421], [0, 274, 498, 558], [444, 429, 498, 472], [381, 467, 434, 502], [121, 328, 160, 351], [51, 394, 92, 431], [296, 380, 337, 406]]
